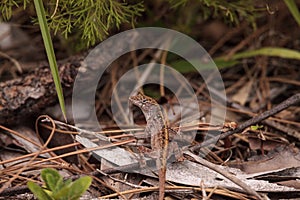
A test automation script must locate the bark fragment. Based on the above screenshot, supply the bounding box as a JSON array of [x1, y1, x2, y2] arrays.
[[0, 58, 82, 125]]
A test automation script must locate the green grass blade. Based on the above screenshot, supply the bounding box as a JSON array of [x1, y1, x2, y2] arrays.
[[284, 0, 300, 26], [169, 47, 300, 72], [216, 47, 300, 63], [170, 59, 239, 73], [33, 0, 67, 122]]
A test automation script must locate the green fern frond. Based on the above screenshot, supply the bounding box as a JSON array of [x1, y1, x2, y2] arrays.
[[168, 0, 258, 25]]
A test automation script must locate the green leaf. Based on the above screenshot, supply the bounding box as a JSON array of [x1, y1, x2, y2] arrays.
[[53, 178, 72, 196], [67, 176, 92, 200], [27, 181, 53, 200], [35, 168, 92, 200], [53, 176, 65, 193], [63, 179, 72, 187], [284, 0, 300, 26], [52, 176, 92, 200], [52, 183, 71, 200], [41, 168, 63, 192], [33, 0, 67, 122], [251, 125, 263, 131]]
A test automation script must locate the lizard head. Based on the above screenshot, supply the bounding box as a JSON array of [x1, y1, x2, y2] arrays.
[[129, 92, 158, 112]]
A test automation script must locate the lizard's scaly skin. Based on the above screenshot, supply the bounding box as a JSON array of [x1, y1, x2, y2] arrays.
[[129, 92, 169, 200]]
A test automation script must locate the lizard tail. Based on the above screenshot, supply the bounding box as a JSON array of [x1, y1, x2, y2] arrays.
[[158, 167, 166, 200]]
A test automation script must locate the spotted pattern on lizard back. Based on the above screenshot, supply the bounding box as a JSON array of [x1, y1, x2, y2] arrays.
[[129, 92, 169, 200], [129, 92, 165, 141]]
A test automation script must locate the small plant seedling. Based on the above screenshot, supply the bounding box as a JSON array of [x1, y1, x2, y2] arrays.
[[250, 124, 264, 131], [27, 168, 92, 200]]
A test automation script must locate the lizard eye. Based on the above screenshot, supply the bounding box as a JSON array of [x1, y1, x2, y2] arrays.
[[140, 99, 147, 105]]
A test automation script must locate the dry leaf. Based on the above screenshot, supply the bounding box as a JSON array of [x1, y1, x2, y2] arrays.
[[231, 146, 300, 174], [232, 79, 254, 106]]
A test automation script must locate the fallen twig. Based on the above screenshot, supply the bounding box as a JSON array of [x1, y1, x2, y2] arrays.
[[191, 93, 300, 151], [183, 151, 263, 200]]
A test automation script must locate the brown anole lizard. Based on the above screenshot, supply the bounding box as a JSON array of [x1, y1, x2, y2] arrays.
[[129, 92, 266, 200], [129, 92, 171, 200]]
